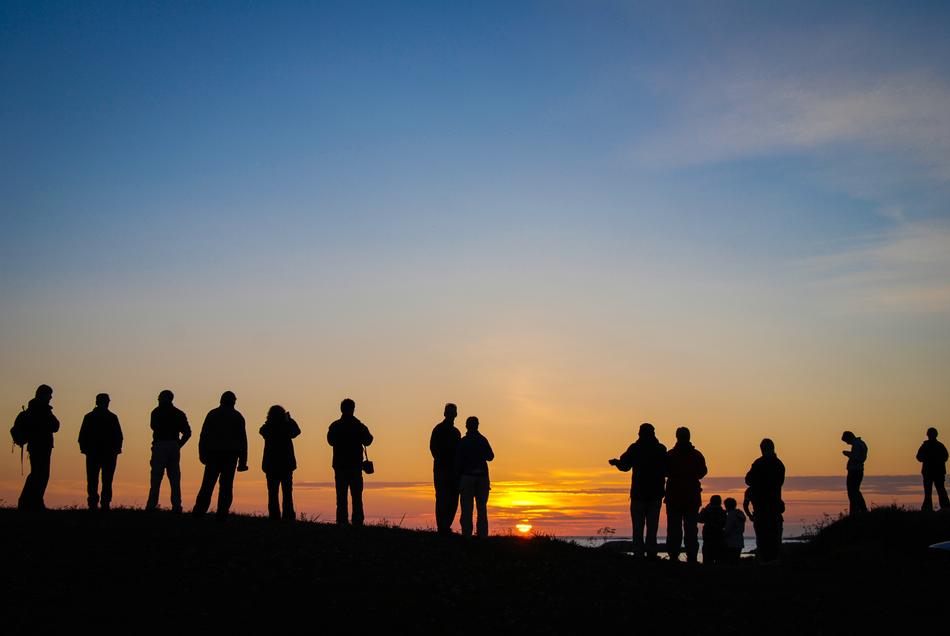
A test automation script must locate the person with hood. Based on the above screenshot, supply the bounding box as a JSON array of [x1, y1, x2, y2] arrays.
[[456, 415, 495, 538], [145, 390, 191, 513], [260, 405, 301, 520], [917, 427, 950, 511], [78, 393, 123, 511], [15, 384, 60, 511], [430, 402, 462, 535], [664, 426, 708, 563], [327, 398, 373, 526], [609, 423, 668, 559], [744, 438, 786, 563], [192, 391, 248, 519]]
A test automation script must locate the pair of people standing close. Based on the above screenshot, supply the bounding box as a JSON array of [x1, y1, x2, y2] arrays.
[[429, 403, 495, 537], [609, 424, 706, 561]]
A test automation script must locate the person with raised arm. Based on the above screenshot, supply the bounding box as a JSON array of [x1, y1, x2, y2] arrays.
[[260, 405, 301, 520], [609, 423, 668, 559]]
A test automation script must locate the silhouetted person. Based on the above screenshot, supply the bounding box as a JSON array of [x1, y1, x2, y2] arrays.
[[78, 393, 123, 511], [841, 431, 868, 515], [609, 423, 668, 559], [917, 427, 950, 511], [722, 497, 746, 564], [744, 438, 785, 563], [456, 416, 494, 538], [327, 398, 373, 526], [260, 405, 301, 520], [145, 390, 191, 513], [430, 403, 462, 535], [698, 494, 726, 565], [15, 385, 60, 511], [193, 391, 248, 520], [665, 426, 708, 563]]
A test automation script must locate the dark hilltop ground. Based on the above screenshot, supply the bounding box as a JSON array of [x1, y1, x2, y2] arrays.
[[1, 506, 947, 634]]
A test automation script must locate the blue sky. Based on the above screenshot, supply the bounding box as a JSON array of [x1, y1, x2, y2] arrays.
[[1, 1, 949, 490]]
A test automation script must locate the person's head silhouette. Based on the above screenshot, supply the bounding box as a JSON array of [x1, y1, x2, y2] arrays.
[[841, 431, 856, 443], [466, 416, 479, 432], [676, 427, 690, 443], [927, 427, 938, 440], [444, 403, 458, 421], [709, 494, 722, 507], [35, 384, 53, 404], [638, 423, 655, 439], [340, 398, 355, 416], [220, 391, 237, 408], [724, 497, 738, 510], [760, 438, 775, 456], [158, 389, 174, 405], [95, 393, 110, 408], [267, 405, 286, 421]]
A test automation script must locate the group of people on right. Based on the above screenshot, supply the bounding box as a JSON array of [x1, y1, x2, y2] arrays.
[[609, 423, 949, 564]]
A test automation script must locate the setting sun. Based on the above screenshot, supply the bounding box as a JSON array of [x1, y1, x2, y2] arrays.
[[515, 522, 533, 535]]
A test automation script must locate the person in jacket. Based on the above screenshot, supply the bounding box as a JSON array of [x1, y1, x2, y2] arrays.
[[722, 497, 746, 564], [609, 423, 668, 559], [327, 398, 373, 526], [16, 384, 60, 511], [744, 438, 785, 563], [841, 431, 868, 515], [456, 416, 494, 538], [664, 426, 708, 563], [260, 405, 301, 520], [192, 391, 248, 519], [917, 427, 950, 511], [697, 494, 726, 565], [430, 403, 462, 535], [78, 393, 123, 511], [145, 390, 191, 513]]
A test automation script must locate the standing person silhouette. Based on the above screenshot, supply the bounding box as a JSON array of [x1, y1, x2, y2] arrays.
[[841, 431, 868, 515], [15, 384, 60, 511], [145, 390, 191, 513], [260, 405, 301, 520], [192, 391, 248, 520], [744, 438, 785, 564], [664, 426, 708, 563], [456, 416, 494, 538], [78, 393, 123, 511], [327, 398, 373, 526], [917, 427, 950, 511], [609, 423, 668, 559], [430, 403, 462, 535]]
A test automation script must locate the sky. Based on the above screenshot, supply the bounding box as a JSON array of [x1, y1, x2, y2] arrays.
[[2, 1, 949, 534]]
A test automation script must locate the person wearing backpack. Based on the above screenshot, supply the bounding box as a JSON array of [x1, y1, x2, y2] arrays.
[[78, 393, 123, 511], [13, 384, 60, 511]]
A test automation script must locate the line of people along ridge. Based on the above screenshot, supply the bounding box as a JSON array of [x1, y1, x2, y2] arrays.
[[9, 385, 950, 563]]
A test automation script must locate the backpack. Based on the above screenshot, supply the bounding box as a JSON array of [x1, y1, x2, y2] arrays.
[[10, 407, 29, 447]]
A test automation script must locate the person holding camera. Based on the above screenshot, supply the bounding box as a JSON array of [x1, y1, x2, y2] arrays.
[[260, 405, 301, 520], [327, 398, 374, 526]]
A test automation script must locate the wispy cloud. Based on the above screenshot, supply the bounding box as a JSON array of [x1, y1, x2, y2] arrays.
[[803, 219, 950, 313]]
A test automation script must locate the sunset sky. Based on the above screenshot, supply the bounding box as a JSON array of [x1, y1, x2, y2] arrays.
[[2, 1, 949, 534]]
